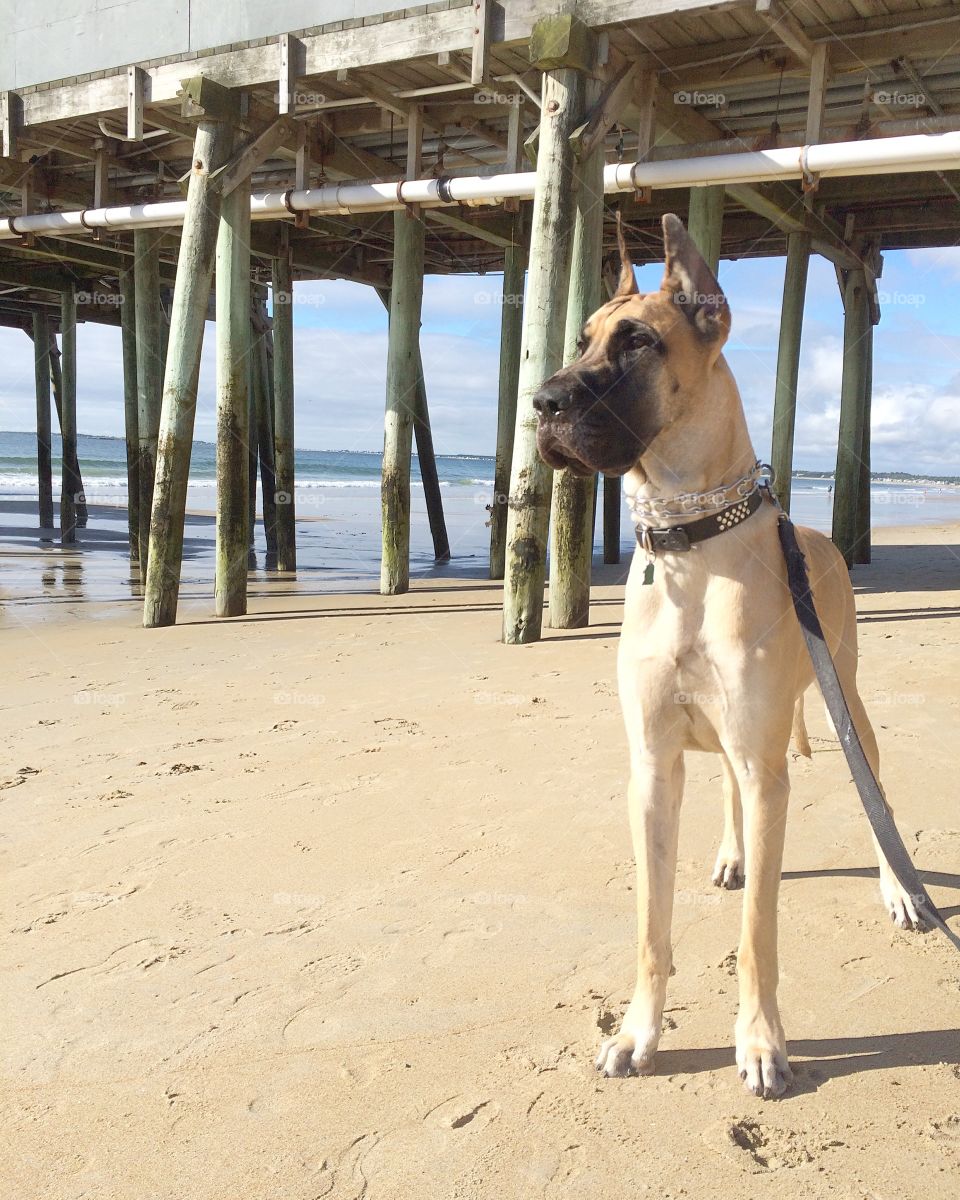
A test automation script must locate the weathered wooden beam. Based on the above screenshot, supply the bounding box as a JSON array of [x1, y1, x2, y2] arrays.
[[653, 9, 960, 90], [253, 316, 279, 567], [550, 73, 605, 630], [272, 247, 296, 573], [380, 213, 426, 595], [59, 289, 80, 544], [375, 284, 449, 564], [1, 92, 21, 158], [278, 33, 305, 116], [471, 0, 492, 87], [31, 312, 54, 533], [212, 116, 299, 197], [503, 64, 585, 644], [805, 43, 829, 146], [119, 265, 140, 563], [687, 186, 724, 274], [569, 60, 638, 160], [16, 3, 741, 128], [854, 324, 873, 566], [769, 231, 811, 513], [603, 474, 621, 564], [214, 177, 252, 616], [0, 259, 75, 292], [754, 0, 815, 66], [46, 330, 71, 518], [2, 236, 175, 283], [127, 66, 146, 141], [529, 12, 595, 72], [134, 228, 165, 582], [144, 79, 237, 628], [413, 345, 451, 564], [490, 211, 527, 580], [832, 267, 870, 567], [247, 351, 258, 558], [423, 208, 516, 249]]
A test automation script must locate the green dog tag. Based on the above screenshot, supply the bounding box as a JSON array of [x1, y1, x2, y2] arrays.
[[642, 561, 655, 586]]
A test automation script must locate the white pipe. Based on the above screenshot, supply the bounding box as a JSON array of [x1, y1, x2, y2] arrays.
[[3, 131, 959, 242]]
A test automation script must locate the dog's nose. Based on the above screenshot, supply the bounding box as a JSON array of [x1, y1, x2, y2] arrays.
[[532, 382, 573, 418]]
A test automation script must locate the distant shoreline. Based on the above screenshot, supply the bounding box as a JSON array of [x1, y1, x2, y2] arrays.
[[794, 470, 960, 488], [3, 430, 959, 488]]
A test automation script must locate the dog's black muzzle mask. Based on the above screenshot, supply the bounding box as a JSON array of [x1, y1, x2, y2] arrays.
[[533, 363, 646, 478]]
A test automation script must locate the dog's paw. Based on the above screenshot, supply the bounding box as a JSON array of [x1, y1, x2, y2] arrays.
[[711, 849, 744, 890], [736, 1026, 792, 1100], [595, 1029, 658, 1078], [879, 872, 925, 931]]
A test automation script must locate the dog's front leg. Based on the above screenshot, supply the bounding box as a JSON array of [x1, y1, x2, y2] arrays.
[[596, 754, 684, 1078], [732, 754, 793, 1099]]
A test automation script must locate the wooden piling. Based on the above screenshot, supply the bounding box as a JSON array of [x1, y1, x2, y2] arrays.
[[770, 231, 811, 513], [375, 285, 449, 564], [59, 288, 81, 544], [832, 267, 870, 567], [214, 176, 251, 617], [31, 311, 54, 532], [854, 323, 873, 565], [119, 265, 140, 563], [143, 79, 237, 628], [134, 228, 164, 580], [549, 79, 604, 630], [686, 186, 724, 274], [413, 346, 451, 563], [46, 328, 88, 531], [603, 477, 621, 563], [271, 249, 296, 572], [380, 209, 425, 595], [502, 65, 585, 643], [489, 212, 527, 580], [254, 322, 279, 566], [247, 357, 258, 556]]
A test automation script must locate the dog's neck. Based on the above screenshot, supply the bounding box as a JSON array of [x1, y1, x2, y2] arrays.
[[623, 356, 758, 510]]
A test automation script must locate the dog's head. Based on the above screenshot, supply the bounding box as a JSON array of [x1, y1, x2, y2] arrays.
[[535, 212, 731, 477]]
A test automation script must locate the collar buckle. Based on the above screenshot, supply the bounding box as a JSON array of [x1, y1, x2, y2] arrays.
[[659, 528, 691, 551]]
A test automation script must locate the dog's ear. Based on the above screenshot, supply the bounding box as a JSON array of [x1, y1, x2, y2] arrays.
[[614, 211, 639, 297], [660, 212, 730, 343]]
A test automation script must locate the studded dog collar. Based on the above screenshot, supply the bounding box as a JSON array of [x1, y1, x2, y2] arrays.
[[634, 486, 764, 556]]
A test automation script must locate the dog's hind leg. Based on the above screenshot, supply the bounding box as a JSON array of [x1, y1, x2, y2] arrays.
[[712, 752, 744, 889], [731, 750, 793, 1099], [596, 754, 684, 1078]]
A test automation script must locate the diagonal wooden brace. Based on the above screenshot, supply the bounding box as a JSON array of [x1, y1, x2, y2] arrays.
[[210, 115, 299, 197], [568, 60, 639, 160]]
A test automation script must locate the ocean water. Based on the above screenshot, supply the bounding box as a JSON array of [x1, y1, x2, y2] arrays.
[[2, 430, 958, 529], [2, 431, 958, 609], [0, 431, 495, 497]]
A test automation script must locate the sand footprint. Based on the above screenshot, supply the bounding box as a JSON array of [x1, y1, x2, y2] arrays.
[[425, 1095, 500, 1132]]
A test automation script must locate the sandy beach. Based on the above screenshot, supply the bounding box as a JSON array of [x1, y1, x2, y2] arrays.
[[2, 519, 959, 1199]]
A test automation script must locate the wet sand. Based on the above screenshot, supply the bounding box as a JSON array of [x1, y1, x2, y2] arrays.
[[2, 519, 959, 1199]]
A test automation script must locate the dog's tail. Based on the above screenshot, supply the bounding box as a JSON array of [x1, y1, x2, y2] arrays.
[[792, 692, 812, 758]]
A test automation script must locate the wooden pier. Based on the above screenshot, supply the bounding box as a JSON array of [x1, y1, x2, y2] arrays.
[[3, 0, 960, 631]]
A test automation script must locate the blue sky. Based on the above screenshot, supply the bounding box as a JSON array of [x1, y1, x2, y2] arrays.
[[2, 245, 959, 474]]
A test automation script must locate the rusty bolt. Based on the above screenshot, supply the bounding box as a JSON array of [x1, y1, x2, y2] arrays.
[[546, 99, 559, 114]]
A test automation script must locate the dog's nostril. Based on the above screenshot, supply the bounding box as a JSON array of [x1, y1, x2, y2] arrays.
[[534, 391, 571, 417]]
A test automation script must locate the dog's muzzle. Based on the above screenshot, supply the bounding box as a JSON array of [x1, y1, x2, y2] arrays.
[[534, 375, 643, 478]]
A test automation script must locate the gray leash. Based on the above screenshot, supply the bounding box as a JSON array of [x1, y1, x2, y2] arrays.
[[773, 493, 960, 952]]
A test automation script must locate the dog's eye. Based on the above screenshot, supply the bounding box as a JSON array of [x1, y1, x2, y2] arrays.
[[575, 330, 590, 356], [618, 322, 660, 353]]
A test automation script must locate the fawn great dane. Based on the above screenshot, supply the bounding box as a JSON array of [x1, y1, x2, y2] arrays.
[[533, 214, 920, 1099]]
